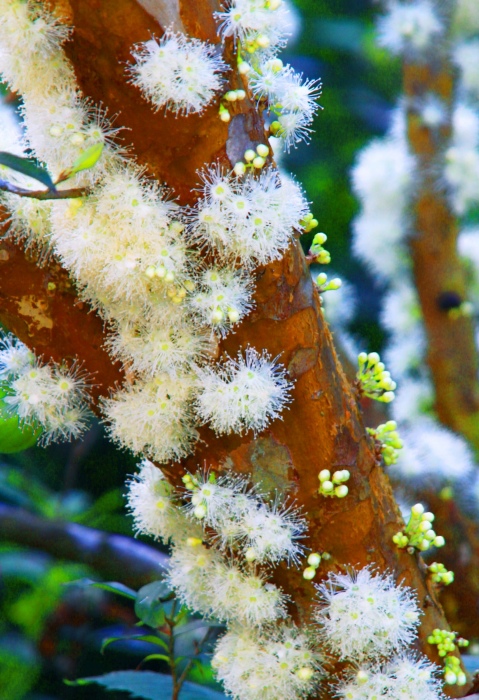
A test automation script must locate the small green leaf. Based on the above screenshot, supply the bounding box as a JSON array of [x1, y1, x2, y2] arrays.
[[70, 578, 136, 600], [59, 142, 104, 182], [135, 580, 172, 628], [0, 152, 55, 190]]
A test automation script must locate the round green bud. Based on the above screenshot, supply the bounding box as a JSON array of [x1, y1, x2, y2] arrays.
[[318, 469, 330, 482], [234, 162, 246, 176], [303, 566, 316, 580], [252, 156, 265, 169], [256, 144, 269, 157], [307, 552, 321, 568], [320, 480, 334, 493], [412, 503, 425, 516], [335, 485, 349, 498], [244, 149, 256, 162]]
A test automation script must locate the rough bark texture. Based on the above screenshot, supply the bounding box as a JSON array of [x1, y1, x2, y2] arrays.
[[0, 0, 469, 696], [405, 59, 479, 454]]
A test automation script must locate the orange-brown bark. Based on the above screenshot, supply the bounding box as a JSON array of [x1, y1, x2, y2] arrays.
[[405, 61, 479, 454], [0, 1, 469, 696]]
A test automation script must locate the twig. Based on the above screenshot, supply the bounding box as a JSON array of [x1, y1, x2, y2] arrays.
[[0, 179, 88, 200]]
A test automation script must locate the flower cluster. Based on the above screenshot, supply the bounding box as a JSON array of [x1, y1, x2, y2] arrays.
[[315, 568, 420, 662], [317, 468, 350, 498], [212, 625, 323, 700], [377, 0, 443, 58], [0, 0, 299, 463], [336, 655, 446, 700], [428, 563, 454, 586], [189, 167, 308, 267], [129, 32, 226, 115], [427, 629, 468, 687], [195, 348, 293, 436], [249, 57, 322, 150], [0, 334, 90, 443], [127, 461, 321, 699], [216, 0, 292, 54]]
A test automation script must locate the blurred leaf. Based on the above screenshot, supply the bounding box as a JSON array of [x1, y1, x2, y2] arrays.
[[102, 635, 169, 653], [135, 580, 173, 628], [72, 578, 137, 600], [0, 152, 55, 190], [66, 670, 226, 699]]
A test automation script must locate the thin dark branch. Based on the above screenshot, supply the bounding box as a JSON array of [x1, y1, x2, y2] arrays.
[[0, 179, 88, 200], [0, 503, 168, 588]]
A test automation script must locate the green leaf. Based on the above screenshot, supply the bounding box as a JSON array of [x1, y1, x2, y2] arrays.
[[59, 142, 104, 182], [66, 670, 226, 699], [103, 634, 169, 653], [135, 580, 173, 628], [0, 152, 55, 190], [70, 578, 136, 600]]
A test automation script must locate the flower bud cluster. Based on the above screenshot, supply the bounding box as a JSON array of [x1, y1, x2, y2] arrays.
[[393, 503, 445, 552], [233, 144, 270, 174], [367, 420, 403, 466], [308, 231, 330, 262], [428, 562, 454, 586], [303, 552, 322, 581], [219, 89, 247, 122], [315, 273, 342, 294], [357, 352, 396, 403], [318, 469, 350, 499], [427, 629, 468, 686]]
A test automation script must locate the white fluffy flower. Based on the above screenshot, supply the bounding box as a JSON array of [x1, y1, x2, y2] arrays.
[[107, 306, 211, 376], [335, 654, 445, 700], [352, 210, 410, 280], [391, 376, 434, 423], [50, 164, 189, 311], [0, 335, 34, 381], [102, 373, 199, 463], [126, 458, 188, 542], [1, 337, 91, 444], [168, 542, 287, 625], [392, 417, 474, 482], [188, 266, 254, 336], [190, 168, 308, 267], [314, 568, 421, 662], [195, 347, 292, 436], [377, 0, 443, 57], [384, 328, 426, 379], [444, 144, 479, 216], [454, 40, 479, 98], [129, 32, 226, 115], [352, 138, 415, 212], [212, 624, 323, 700], [249, 59, 321, 150], [216, 0, 292, 53], [184, 472, 306, 565]]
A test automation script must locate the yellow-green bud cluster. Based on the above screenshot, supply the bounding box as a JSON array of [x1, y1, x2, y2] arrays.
[[315, 273, 342, 293], [308, 231, 330, 262], [392, 503, 445, 552], [443, 655, 467, 687], [303, 551, 322, 580], [367, 420, 403, 465], [356, 352, 396, 403], [300, 214, 319, 234], [427, 629, 468, 686], [318, 468, 350, 498], [233, 144, 270, 175], [219, 89, 247, 122], [428, 562, 454, 586]]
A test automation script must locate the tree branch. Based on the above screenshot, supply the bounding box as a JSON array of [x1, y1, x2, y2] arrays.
[[0, 503, 168, 589]]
